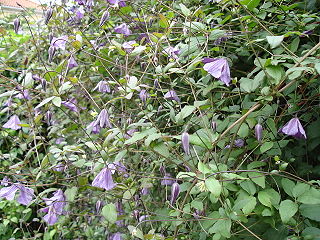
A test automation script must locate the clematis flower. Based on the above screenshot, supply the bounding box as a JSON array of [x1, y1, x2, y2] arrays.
[[203, 58, 231, 86], [164, 90, 180, 102], [44, 8, 53, 24], [163, 46, 180, 60], [99, 10, 110, 27], [141, 187, 150, 195], [122, 40, 136, 52], [3, 98, 12, 107], [43, 189, 66, 215], [62, 98, 78, 112], [67, 56, 78, 69], [211, 121, 217, 131], [93, 81, 111, 93], [110, 232, 122, 240], [16, 90, 31, 100], [279, 117, 307, 139], [161, 173, 174, 186], [51, 36, 68, 50], [1, 176, 10, 186], [43, 207, 58, 225], [114, 23, 131, 36], [87, 120, 101, 134], [0, 184, 34, 205], [181, 132, 190, 155], [95, 109, 112, 128], [3, 115, 22, 130], [13, 18, 20, 34], [33, 74, 47, 91], [92, 168, 116, 190], [95, 200, 104, 214], [235, 139, 245, 147], [139, 89, 149, 104], [48, 46, 56, 62], [115, 200, 125, 226], [255, 123, 263, 142], [170, 183, 180, 205], [107, 0, 126, 7]]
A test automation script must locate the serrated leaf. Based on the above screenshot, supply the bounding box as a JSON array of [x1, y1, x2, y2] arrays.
[[279, 200, 298, 223], [205, 178, 221, 197]]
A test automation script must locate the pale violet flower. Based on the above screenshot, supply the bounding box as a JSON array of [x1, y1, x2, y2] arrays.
[[114, 23, 131, 36], [67, 56, 78, 69], [99, 10, 110, 27], [164, 90, 180, 102], [255, 124, 263, 142], [181, 132, 190, 155], [51, 36, 68, 50], [3, 115, 22, 130], [122, 40, 136, 52], [164, 46, 180, 59], [203, 58, 231, 86], [170, 183, 180, 205], [92, 168, 116, 190], [279, 117, 307, 139], [0, 184, 34, 206], [93, 81, 111, 93]]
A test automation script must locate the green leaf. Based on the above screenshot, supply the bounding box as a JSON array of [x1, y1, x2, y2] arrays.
[[315, 63, 320, 75], [302, 227, 320, 240], [240, 0, 261, 10], [101, 203, 117, 224], [258, 190, 272, 207], [153, 142, 170, 158], [35, 96, 55, 109], [238, 123, 249, 138], [209, 29, 226, 41], [64, 187, 78, 202], [240, 180, 256, 195], [175, 105, 195, 123], [159, 14, 169, 28], [279, 200, 298, 223], [266, 36, 284, 49], [179, 3, 191, 16], [205, 178, 222, 197], [52, 97, 62, 107], [242, 196, 257, 215], [191, 200, 203, 211], [128, 226, 144, 239], [260, 142, 274, 153], [292, 182, 310, 198], [297, 187, 320, 204], [209, 219, 231, 238], [239, 77, 260, 93], [281, 178, 295, 197], [248, 172, 265, 188], [266, 65, 284, 84], [300, 204, 320, 222]]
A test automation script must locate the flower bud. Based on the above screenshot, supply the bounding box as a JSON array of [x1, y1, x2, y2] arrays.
[[139, 89, 149, 104], [211, 120, 217, 131], [182, 132, 190, 155], [48, 46, 56, 62], [14, 18, 20, 34], [45, 8, 53, 24], [255, 123, 263, 142], [170, 182, 180, 205], [99, 10, 110, 27]]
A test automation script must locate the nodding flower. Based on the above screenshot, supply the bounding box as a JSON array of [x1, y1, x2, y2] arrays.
[[99, 10, 110, 27], [2, 115, 22, 130], [164, 90, 180, 102], [92, 168, 116, 191], [170, 183, 180, 205], [279, 117, 307, 139], [181, 132, 190, 155], [203, 58, 231, 86], [255, 123, 263, 142]]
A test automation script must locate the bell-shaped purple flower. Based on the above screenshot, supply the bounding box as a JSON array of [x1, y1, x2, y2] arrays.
[[99, 10, 110, 27], [122, 40, 136, 52], [96, 200, 105, 214], [141, 187, 150, 195], [48, 46, 56, 62], [16, 90, 31, 100], [164, 90, 180, 102], [170, 183, 180, 205], [0, 184, 34, 205], [93, 80, 111, 93], [67, 56, 78, 69], [43, 207, 58, 225], [235, 139, 244, 148], [164, 46, 180, 60], [161, 173, 174, 186], [3, 115, 22, 130], [139, 89, 149, 104], [181, 132, 190, 155], [114, 23, 131, 36], [279, 117, 307, 139], [14, 18, 20, 34], [87, 120, 101, 134], [92, 168, 116, 190], [203, 58, 231, 86], [62, 98, 78, 112], [1, 176, 10, 186], [51, 36, 68, 50], [96, 109, 112, 128], [44, 8, 53, 24], [110, 232, 122, 240], [107, 0, 126, 7], [255, 123, 263, 142]]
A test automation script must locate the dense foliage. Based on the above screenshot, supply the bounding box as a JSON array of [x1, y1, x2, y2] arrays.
[[1, 0, 320, 239]]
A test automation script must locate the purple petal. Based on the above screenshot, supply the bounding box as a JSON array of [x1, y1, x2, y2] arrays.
[[0, 185, 19, 201], [3, 115, 22, 130], [92, 168, 116, 190]]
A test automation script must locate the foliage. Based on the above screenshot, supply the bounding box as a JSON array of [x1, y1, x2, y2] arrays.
[[0, 0, 320, 239]]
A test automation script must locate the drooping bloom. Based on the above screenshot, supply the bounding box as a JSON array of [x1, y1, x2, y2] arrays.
[[211, 120, 217, 131], [164, 90, 180, 102], [122, 40, 136, 52], [115, 200, 125, 226], [43, 207, 58, 225], [170, 182, 180, 205], [16, 90, 31, 100], [110, 232, 122, 240], [107, 0, 126, 7], [13, 18, 20, 34], [48, 46, 56, 62], [141, 187, 150, 195], [92, 168, 116, 190], [161, 173, 174, 186], [234, 139, 244, 148], [99, 10, 110, 27], [0, 184, 34, 205], [163, 46, 180, 60], [62, 98, 78, 112], [95, 200, 104, 214], [67, 56, 78, 69], [279, 117, 307, 139], [87, 120, 101, 134], [3, 115, 22, 130], [1, 176, 10, 186], [95, 109, 112, 128], [93, 80, 111, 93], [42, 189, 66, 225], [139, 89, 149, 104], [203, 58, 231, 86], [181, 132, 190, 155], [44, 8, 53, 24], [33, 74, 47, 91], [114, 23, 131, 36], [255, 123, 263, 142], [51, 36, 68, 50]]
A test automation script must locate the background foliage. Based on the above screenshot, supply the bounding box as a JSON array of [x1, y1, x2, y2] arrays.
[[1, 0, 320, 239]]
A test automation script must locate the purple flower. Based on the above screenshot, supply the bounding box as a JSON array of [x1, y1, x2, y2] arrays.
[[93, 81, 111, 93], [16, 90, 31, 100], [43, 189, 66, 215], [279, 117, 307, 139], [211, 121, 217, 131], [234, 139, 245, 148], [0, 184, 34, 205], [255, 124, 263, 142], [45, 111, 53, 125], [122, 40, 136, 52], [139, 89, 149, 104], [181, 132, 190, 155], [110, 232, 122, 240], [107, 0, 126, 7], [55, 138, 65, 144], [164, 90, 180, 102], [87, 121, 101, 134], [99, 10, 110, 27], [141, 187, 150, 195], [96, 200, 104, 214], [161, 173, 174, 186], [43, 207, 58, 225], [51, 36, 68, 50], [164, 46, 180, 60], [203, 58, 231, 86], [114, 23, 131, 36], [67, 56, 78, 69], [48, 46, 56, 62], [14, 18, 20, 34], [92, 168, 116, 190], [33, 74, 47, 91], [115, 200, 125, 226], [44, 8, 53, 24], [1, 176, 10, 186], [3, 115, 22, 130], [300, 30, 313, 38], [170, 182, 180, 205], [3, 98, 12, 107], [95, 109, 112, 128], [52, 163, 65, 172], [62, 98, 78, 112], [124, 128, 137, 139]]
